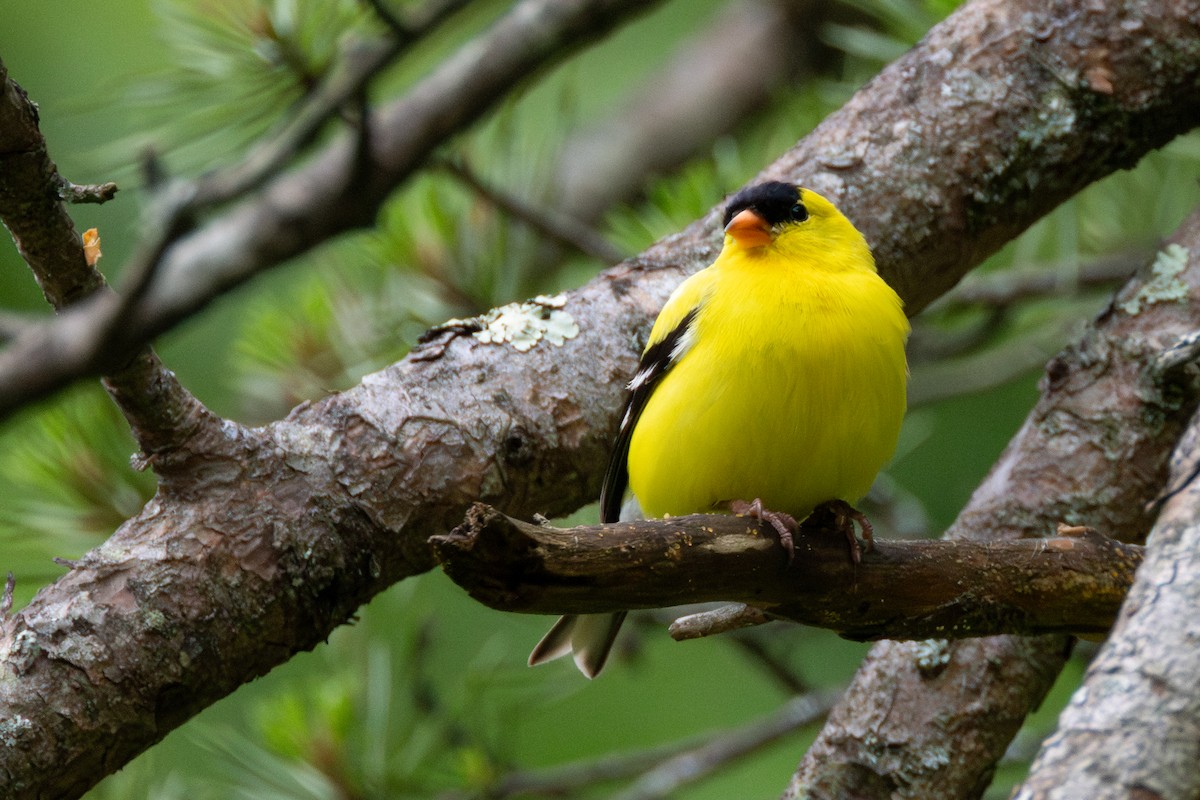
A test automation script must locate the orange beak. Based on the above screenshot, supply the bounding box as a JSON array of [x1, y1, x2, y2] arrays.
[[724, 208, 772, 249]]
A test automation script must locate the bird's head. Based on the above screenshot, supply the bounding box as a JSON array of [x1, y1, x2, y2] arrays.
[[721, 182, 873, 271]]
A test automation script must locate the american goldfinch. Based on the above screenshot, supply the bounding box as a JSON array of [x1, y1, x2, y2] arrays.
[[529, 182, 910, 677]]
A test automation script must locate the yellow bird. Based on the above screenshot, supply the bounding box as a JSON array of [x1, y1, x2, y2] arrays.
[[529, 182, 910, 677]]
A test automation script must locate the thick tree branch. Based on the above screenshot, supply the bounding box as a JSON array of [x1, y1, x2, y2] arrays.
[[0, 57, 218, 459], [1, 0, 1199, 420], [1014, 408, 1200, 798], [1, 0, 1200, 796], [0, 0, 664, 421], [783, 217, 1200, 799], [434, 506, 1141, 641]]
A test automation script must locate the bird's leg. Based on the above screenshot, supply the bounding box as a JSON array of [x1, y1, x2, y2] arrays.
[[815, 499, 874, 565], [729, 498, 798, 563]]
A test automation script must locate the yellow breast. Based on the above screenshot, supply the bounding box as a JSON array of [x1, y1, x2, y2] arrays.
[[626, 238, 909, 520]]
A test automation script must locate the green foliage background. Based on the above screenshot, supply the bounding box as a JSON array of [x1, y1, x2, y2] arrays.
[[0, 1, 1196, 797]]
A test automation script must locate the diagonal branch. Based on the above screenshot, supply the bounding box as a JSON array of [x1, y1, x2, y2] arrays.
[[783, 212, 1200, 799], [1, 0, 1199, 422], [0, 0, 665, 422], [1014, 406, 1200, 798], [2, 0, 1200, 797], [0, 57, 218, 460]]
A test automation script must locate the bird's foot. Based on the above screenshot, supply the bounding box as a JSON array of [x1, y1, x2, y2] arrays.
[[730, 498, 798, 563], [814, 499, 874, 565]]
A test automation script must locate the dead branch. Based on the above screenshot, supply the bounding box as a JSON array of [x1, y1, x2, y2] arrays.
[[434, 505, 1141, 641]]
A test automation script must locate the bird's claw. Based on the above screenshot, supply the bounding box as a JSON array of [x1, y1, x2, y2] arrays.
[[731, 498, 798, 563], [819, 499, 874, 565]]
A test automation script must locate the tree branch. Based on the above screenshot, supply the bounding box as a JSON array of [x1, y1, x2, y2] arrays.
[[0, 57, 218, 460], [783, 213, 1200, 797], [1013, 406, 1200, 798], [433, 506, 1141, 641], [2, 0, 1200, 796], [0, 0, 665, 422], [2, 0, 1199, 420], [551, 0, 842, 225]]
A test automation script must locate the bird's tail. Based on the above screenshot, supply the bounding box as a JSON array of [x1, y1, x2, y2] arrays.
[[528, 611, 628, 679]]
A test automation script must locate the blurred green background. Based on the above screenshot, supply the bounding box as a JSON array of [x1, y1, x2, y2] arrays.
[[1, 1, 1197, 797]]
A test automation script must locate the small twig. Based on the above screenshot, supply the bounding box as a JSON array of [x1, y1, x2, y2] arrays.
[[931, 251, 1141, 310], [670, 604, 775, 639], [909, 252, 1143, 367], [2, 572, 14, 618], [443, 689, 836, 800], [907, 306, 1009, 362], [364, 0, 476, 44], [54, 177, 119, 205], [609, 690, 839, 800], [437, 157, 626, 264], [106, 185, 199, 339], [727, 631, 813, 695], [474, 739, 693, 798], [908, 317, 1085, 408], [362, 0, 411, 38]]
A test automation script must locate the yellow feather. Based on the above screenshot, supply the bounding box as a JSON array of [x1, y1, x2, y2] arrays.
[[628, 188, 909, 520], [530, 185, 909, 678]]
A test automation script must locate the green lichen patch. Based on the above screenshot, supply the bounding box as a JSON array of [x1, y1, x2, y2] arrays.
[[459, 294, 580, 352], [1119, 244, 1190, 315]]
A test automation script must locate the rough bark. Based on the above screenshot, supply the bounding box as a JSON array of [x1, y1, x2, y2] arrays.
[[0, 0, 1199, 796], [0, 0, 666, 419], [435, 505, 1141, 641], [0, 59, 104, 308], [1013, 410, 1200, 799], [0, 54, 219, 461], [1, 0, 1200, 418], [782, 212, 1200, 799]]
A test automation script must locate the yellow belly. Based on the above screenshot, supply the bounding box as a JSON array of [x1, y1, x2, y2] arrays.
[[627, 267, 908, 520]]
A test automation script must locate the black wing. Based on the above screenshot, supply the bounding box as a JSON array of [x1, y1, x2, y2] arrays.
[[599, 309, 698, 523]]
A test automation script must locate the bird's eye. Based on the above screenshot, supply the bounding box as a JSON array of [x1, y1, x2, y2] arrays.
[[791, 204, 808, 222]]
